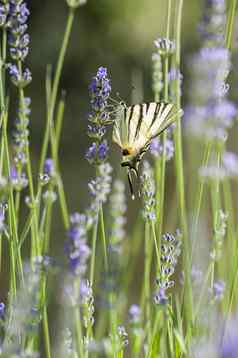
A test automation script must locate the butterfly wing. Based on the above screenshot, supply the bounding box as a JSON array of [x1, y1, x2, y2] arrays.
[[113, 102, 182, 154], [112, 104, 128, 148]]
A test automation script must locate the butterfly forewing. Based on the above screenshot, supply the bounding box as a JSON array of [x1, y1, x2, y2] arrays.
[[113, 102, 182, 154]]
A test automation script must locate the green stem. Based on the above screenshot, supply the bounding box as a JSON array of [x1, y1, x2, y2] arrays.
[[157, 0, 171, 240], [39, 8, 75, 173], [50, 97, 70, 229], [151, 222, 160, 270], [43, 304, 52, 358], [173, 0, 187, 237], [143, 223, 152, 342], [90, 215, 99, 285], [3, 113, 24, 284], [191, 141, 212, 259], [225, 0, 237, 49], [99, 205, 108, 271], [19, 85, 40, 257], [74, 279, 84, 357]]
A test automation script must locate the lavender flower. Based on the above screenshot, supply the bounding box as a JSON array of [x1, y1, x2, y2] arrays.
[[210, 280, 225, 302], [154, 232, 182, 305], [222, 152, 238, 177], [129, 304, 141, 324], [199, 0, 226, 46], [117, 326, 129, 348], [0, 2, 9, 27], [141, 161, 156, 222], [86, 67, 112, 165], [86, 140, 109, 164], [58, 328, 77, 358], [150, 137, 174, 161], [80, 279, 95, 329], [66, 0, 87, 8], [154, 38, 175, 57], [154, 287, 168, 305], [109, 180, 126, 248], [168, 67, 183, 101], [13, 97, 31, 168], [8, 0, 30, 61], [87, 162, 112, 224], [0, 302, 5, 319], [221, 317, 238, 358], [44, 158, 55, 177], [6, 0, 32, 89], [8, 63, 32, 87], [42, 190, 57, 204], [152, 52, 163, 95], [10, 165, 28, 190], [0, 204, 6, 233], [185, 1, 237, 142], [65, 213, 91, 276]]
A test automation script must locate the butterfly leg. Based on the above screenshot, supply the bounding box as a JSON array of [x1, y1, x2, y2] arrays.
[[127, 169, 135, 200]]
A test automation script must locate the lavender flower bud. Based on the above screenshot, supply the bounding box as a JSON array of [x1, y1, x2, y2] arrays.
[[210, 280, 226, 302], [0, 203, 6, 233], [152, 53, 163, 95], [129, 304, 141, 323], [44, 158, 55, 177], [154, 38, 175, 57], [8, 64, 32, 88], [150, 137, 174, 161], [0, 302, 5, 319], [141, 161, 156, 222], [109, 180, 126, 246], [0, 3, 9, 27], [66, 0, 87, 8]]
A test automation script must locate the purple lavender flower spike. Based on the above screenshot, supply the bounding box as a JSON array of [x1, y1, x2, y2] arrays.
[[129, 304, 141, 323], [212, 280, 225, 301], [222, 152, 238, 177], [154, 287, 168, 305], [86, 66, 112, 165], [185, 0, 237, 148], [0, 302, 5, 319], [221, 317, 238, 358], [8, 0, 30, 61], [154, 232, 181, 306], [65, 213, 91, 276]]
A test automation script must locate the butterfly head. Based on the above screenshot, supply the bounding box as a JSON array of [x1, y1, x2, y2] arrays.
[[121, 148, 140, 175]]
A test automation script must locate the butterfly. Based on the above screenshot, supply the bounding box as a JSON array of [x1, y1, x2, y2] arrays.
[[112, 102, 182, 199]]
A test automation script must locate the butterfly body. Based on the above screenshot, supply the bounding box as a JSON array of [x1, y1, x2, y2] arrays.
[[113, 101, 182, 198]]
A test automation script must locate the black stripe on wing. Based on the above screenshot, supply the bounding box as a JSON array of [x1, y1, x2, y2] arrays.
[[150, 102, 163, 128], [134, 104, 144, 140], [127, 105, 135, 142]]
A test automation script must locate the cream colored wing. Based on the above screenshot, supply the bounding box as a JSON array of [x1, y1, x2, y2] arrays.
[[112, 102, 182, 153], [133, 102, 182, 152]]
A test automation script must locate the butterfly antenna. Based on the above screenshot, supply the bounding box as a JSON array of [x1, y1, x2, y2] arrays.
[[116, 92, 126, 107], [109, 96, 121, 105], [128, 169, 135, 200]]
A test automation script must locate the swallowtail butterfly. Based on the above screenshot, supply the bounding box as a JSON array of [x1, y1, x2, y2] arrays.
[[112, 102, 182, 199]]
